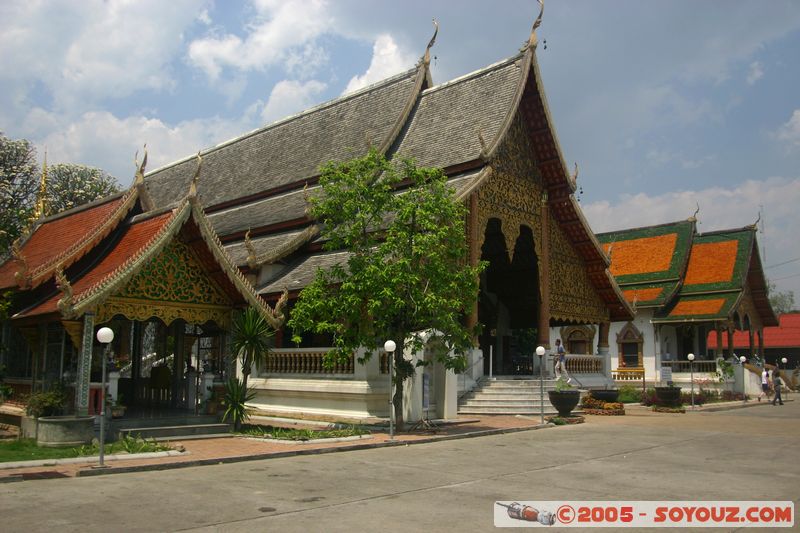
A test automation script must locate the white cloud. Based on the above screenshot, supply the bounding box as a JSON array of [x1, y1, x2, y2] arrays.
[[746, 61, 764, 85], [260, 80, 327, 124], [0, 0, 206, 111], [31, 109, 258, 185], [187, 0, 332, 81], [776, 109, 800, 149], [344, 34, 416, 94]]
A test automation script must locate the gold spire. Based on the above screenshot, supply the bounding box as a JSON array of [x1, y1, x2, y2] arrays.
[[31, 149, 49, 221]]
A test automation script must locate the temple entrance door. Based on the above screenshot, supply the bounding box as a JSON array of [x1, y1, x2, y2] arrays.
[[479, 220, 540, 376]]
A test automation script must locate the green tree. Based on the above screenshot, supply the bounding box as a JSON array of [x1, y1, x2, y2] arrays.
[[768, 282, 795, 315], [47, 163, 120, 214], [288, 149, 484, 429], [230, 307, 274, 392], [0, 132, 38, 254]]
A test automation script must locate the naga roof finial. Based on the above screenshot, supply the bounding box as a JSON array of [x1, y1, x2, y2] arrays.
[[688, 202, 700, 222], [188, 151, 203, 199], [523, 0, 545, 51], [422, 19, 439, 66], [134, 144, 148, 185], [55, 265, 74, 316], [244, 228, 258, 270], [749, 211, 761, 230], [12, 240, 30, 289]]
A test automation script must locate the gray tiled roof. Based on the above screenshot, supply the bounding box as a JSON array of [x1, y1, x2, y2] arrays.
[[390, 55, 524, 167], [144, 68, 423, 208], [224, 229, 308, 267], [258, 250, 350, 296], [208, 188, 310, 237]]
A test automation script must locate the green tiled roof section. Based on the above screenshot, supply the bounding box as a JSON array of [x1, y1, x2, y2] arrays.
[[596, 220, 694, 285], [654, 291, 740, 323], [618, 280, 680, 307], [680, 229, 753, 294]]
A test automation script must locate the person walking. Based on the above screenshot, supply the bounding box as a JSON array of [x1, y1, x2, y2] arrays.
[[759, 367, 771, 402], [554, 339, 572, 383], [772, 370, 784, 406]]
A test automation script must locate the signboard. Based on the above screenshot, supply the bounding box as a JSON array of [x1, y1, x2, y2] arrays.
[[422, 373, 430, 410], [661, 366, 672, 384]]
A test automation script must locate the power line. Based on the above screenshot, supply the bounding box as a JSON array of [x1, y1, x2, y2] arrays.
[[766, 257, 800, 269], [770, 272, 800, 282]]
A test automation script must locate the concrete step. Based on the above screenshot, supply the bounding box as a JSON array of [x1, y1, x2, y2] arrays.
[[458, 406, 560, 415], [119, 423, 231, 440], [460, 398, 552, 406], [113, 414, 220, 430]]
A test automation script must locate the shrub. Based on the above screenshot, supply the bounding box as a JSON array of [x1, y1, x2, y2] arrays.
[[617, 384, 642, 403], [25, 388, 67, 417], [222, 377, 256, 430]]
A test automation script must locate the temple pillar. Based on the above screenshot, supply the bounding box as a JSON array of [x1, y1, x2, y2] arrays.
[[537, 193, 550, 348], [727, 327, 735, 359], [757, 329, 764, 361], [466, 193, 480, 343], [76, 313, 95, 416], [748, 328, 754, 358], [597, 322, 610, 356], [716, 326, 724, 358]]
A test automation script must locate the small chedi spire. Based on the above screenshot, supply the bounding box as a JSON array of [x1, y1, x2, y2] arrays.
[[522, 0, 545, 51], [31, 149, 49, 222]]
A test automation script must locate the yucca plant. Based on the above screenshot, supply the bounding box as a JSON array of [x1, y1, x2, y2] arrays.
[[222, 377, 256, 431], [230, 307, 274, 391]]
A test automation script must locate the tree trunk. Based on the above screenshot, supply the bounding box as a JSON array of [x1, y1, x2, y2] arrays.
[[393, 350, 404, 431]]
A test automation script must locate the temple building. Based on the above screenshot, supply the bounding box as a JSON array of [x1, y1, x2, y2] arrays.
[[1, 9, 634, 423], [595, 218, 778, 387]]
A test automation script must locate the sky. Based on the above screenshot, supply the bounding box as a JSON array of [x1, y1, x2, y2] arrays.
[[1, 0, 799, 300]]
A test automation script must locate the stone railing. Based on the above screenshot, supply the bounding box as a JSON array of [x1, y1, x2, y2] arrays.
[[265, 348, 354, 375], [612, 368, 645, 381], [662, 360, 717, 374], [565, 354, 604, 374]]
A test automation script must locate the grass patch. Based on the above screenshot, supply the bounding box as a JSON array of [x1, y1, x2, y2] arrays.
[[0, 435, 172, 463], [238, 424, 368, 441]]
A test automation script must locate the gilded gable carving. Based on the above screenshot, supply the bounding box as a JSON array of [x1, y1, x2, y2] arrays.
[[117, 239, 230, 306]]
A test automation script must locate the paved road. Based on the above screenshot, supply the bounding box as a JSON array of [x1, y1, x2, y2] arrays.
[[1, 402, 797, 532]]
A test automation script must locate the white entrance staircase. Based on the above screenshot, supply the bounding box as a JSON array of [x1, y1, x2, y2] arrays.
[[458, 377, 567, 416]]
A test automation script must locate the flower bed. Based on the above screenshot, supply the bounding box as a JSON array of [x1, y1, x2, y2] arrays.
[[582, 394, 625, 416], [545, 415, 585, 425], [653, 405, 686, 414]]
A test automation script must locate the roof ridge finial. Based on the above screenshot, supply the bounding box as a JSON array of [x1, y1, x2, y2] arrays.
[[422, 18, 439, 66], [523, 0, 545, 51], [134, 144, 148, 185], [12, 240, 30, 289], [244, 228, 258, 270], [55, 265, 74, 316], [749, 211, 761, 230], [688, 202, 700, 222], [188, 151, 203, 200]]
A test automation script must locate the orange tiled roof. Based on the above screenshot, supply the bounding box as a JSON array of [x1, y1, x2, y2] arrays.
[[622, 287, 664, 304], [19, 212, 173, 317], [669, 298, 726, 317], [602, 233, 677, 277], [0, 197, 125, 289], [684, 240, 738, 286]]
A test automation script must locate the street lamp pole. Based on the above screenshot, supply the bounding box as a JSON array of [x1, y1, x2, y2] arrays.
[[384, 340, 396, 440], [536, 346, 546, 425], [739, 355, 747, 403], [687, 353, 695, 409], [96, 327, 114, 468]]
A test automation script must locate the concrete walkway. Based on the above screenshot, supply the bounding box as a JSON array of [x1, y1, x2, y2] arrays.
[[0, 398, 787, 482]]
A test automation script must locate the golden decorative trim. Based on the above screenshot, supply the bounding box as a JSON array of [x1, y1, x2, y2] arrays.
[[96, 296, 232, 328]]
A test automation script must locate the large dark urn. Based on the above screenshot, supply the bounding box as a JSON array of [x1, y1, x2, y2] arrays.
[[548, 390, 581, 417], [590, 389, 619, 403], [655, 386, 682, 407]]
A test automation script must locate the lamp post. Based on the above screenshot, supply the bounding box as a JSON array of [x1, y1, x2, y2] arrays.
[[739, 355, 747, 403], [687, 353, 695, 409], [384, 340, 396, 440], [781, 357, 788, 396], [96, 327, 114, 468], [536, 346, 546, 425]]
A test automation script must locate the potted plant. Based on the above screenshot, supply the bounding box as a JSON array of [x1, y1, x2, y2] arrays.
[[205, 388, 220, 415], [654, 385, 682, 407], [110, 394, 127, 418], [548, 377, 580, 417], [589, 388, 619, 403]]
